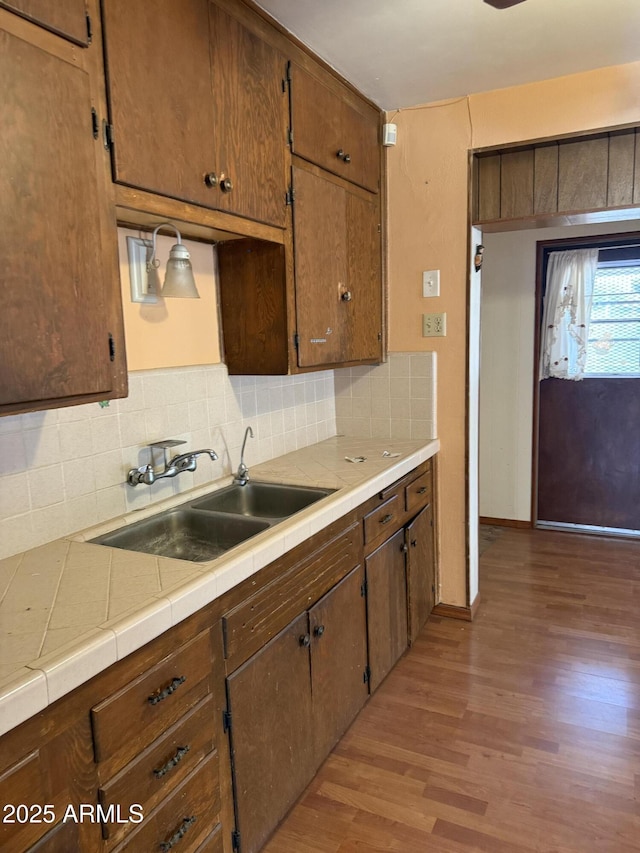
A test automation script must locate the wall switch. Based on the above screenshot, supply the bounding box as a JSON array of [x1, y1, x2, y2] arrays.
[[422, 312, 446, 337], [422, 269, 440, 297]]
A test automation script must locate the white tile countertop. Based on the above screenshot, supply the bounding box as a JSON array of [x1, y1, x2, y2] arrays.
[[0, 435, 439, 737]]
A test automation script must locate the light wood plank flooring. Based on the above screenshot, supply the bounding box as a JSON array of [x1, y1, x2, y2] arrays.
[[264, 527, 640, 852]]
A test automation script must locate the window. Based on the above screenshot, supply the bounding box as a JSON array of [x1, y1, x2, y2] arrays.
[[584, 261, 640, 377]]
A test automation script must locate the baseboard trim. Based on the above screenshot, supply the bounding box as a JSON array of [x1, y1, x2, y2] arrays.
[[480, 516, 532, 529], [432, 603, 473, 622]]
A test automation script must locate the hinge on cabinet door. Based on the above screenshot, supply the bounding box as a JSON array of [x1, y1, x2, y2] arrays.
[[360, 578, 367, 597], [287, 128, 294, 147], [285, 59, 292, 84], [377, 332, 382, 341], [285, 185, 295, 206], [91, 108, 99, 140], [377, 223, 381, 233], [86, 12, 93, 43], [363, 665, 371, 684], [108, 333, 115, 363], [401, 543, 408, 554], [223, 709, 232, 733], [232, 829, 241, 851], [294, 332, 300, 349], [102, 120, 114, 151]]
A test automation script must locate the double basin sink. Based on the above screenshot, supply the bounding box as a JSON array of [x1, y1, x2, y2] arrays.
[[91, 482, 335, 563]]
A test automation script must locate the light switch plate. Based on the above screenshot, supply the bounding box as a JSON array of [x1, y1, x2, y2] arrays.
[[422, 269, 440, 298], [422, 312, 446, 337]]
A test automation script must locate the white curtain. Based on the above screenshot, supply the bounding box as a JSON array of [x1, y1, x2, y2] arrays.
[[539, 248, 599, 381]]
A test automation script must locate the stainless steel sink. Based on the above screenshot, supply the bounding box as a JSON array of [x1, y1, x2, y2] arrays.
[[191, 481, 335, 519], [91, 509, 269, 562], [90, 482, 335, 562]]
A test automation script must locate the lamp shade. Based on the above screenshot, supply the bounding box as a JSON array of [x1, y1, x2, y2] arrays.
[[161, 242, 200, 299]]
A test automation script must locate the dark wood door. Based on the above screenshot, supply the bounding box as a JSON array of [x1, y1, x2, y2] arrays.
[[293, 165, 347, 366], [226, 613, 314, 853], [365, 530, 408, 692], [102, 0, 217, 207], [0, 0, 88, 45], [406, 505, 435, 643], [290, 64, 380, 193], [309, 565, 368, 764], [0, 25, 113, 408], [208, 2, 287, 227], [538, 378, 640, 530], [345, 190, 383, 362]]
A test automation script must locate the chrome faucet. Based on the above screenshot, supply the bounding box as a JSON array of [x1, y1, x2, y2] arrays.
[[233, 426, 254, 486], [127, 439, 218, 487]]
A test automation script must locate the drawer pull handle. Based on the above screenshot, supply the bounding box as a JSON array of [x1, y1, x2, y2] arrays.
[[159, 815, 197, 851], [417, 486, 428, 494], [153, 745, 191, 779], [148, 675, 186, 706], [299, 633, 311, 647], [313, 624, 325, 638], [336, 148, 351, 163], [380, 513, 393, 525]]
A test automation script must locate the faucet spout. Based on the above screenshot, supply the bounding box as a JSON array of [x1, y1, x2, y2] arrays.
[[234, 426, 254, 485]]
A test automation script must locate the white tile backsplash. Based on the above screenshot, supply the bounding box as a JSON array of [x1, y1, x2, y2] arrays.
[[0, 363, 337, 560]]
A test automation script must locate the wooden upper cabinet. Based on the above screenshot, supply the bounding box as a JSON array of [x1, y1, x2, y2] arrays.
[[0, 16, 125, 412], [290, 63, 380, 193], [101, 0, 287, 227], [0, 0, 89, 45], [293, 165, 382, 368], [208, 2, 288, 227]]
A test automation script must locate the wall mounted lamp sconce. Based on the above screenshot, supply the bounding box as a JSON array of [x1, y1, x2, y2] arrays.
[[127, 222, 200, 303]]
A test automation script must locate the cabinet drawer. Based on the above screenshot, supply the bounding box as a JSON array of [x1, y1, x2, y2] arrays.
[[99, 695, 216, 841], [112, 752, 221, 852], [405, 470, 432, 514], [27, 819, 79, 852], [223, 521, 361, 672], [194, 823, 223, 853], [363, 495, 400, 544], [92, 631, 211, 768]]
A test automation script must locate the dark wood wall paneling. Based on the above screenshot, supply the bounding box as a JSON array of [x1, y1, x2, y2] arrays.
[[474, 128, 640, 224]]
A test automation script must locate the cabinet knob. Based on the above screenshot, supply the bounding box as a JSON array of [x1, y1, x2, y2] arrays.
[[340, 290, 353, 302], [313, 624, 325, 638], [220, 177, 234, 193], [299, 633, 311, 647], [204, 172, 219, 188], [336, 149, 352, 163], [379, 513, 393, 525]]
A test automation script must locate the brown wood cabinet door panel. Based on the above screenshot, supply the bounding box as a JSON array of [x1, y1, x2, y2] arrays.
[[309, 565, 368, 763], [194, 823, 223, 853], [406, 505, 435, 644], [0, 28, 112, 407], [27, 819, 80, 853], [209, 3, 287, 227], [365, 529, 408, 692], [293, 166, 347, 366], [91, 630, 212, 770], [607, 130, 635, 208], [558, 136, 609, 212], [345, 190, 383, 361], [477, 154, 501, 221], [290, 64, 379, 193], [0, 0, 88, 45], [533, 144, 559, 215], [111, 752, 220, 853], [227, 612, 314, 853], [102, 0, 217, 207], [500, 149, 533, 220]]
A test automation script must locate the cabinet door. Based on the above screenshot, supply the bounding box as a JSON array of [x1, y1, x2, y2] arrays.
[[293, 166, 347, 366], [0, 25, 115, 409], [365, 529, 408, 692], [0, 0, 88, 45], [227, 613, 314, 853], [208, 2, 287, 227], [290, 64, 380, 193], [406, 504, 435, 644], [309, 565, 368, 764], [345, 190, 383, 362], [102, 0, 217, 207]]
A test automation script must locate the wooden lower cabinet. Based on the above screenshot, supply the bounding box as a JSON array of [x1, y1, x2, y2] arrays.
[[406, 503, 435, 644], [365, 529, 408, 692]]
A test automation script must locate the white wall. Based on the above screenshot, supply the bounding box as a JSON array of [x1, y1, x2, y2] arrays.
[[479, 218, 640, 522]]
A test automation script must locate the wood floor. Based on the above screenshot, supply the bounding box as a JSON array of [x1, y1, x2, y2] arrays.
[[263, 527, 640, 853]]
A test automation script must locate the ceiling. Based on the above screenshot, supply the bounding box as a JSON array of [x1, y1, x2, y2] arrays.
[[254, 0, 640, 110]]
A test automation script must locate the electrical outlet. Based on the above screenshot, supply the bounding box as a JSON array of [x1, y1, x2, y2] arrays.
[[422, 269, 440, 297], [422, 312, 446, 337]]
